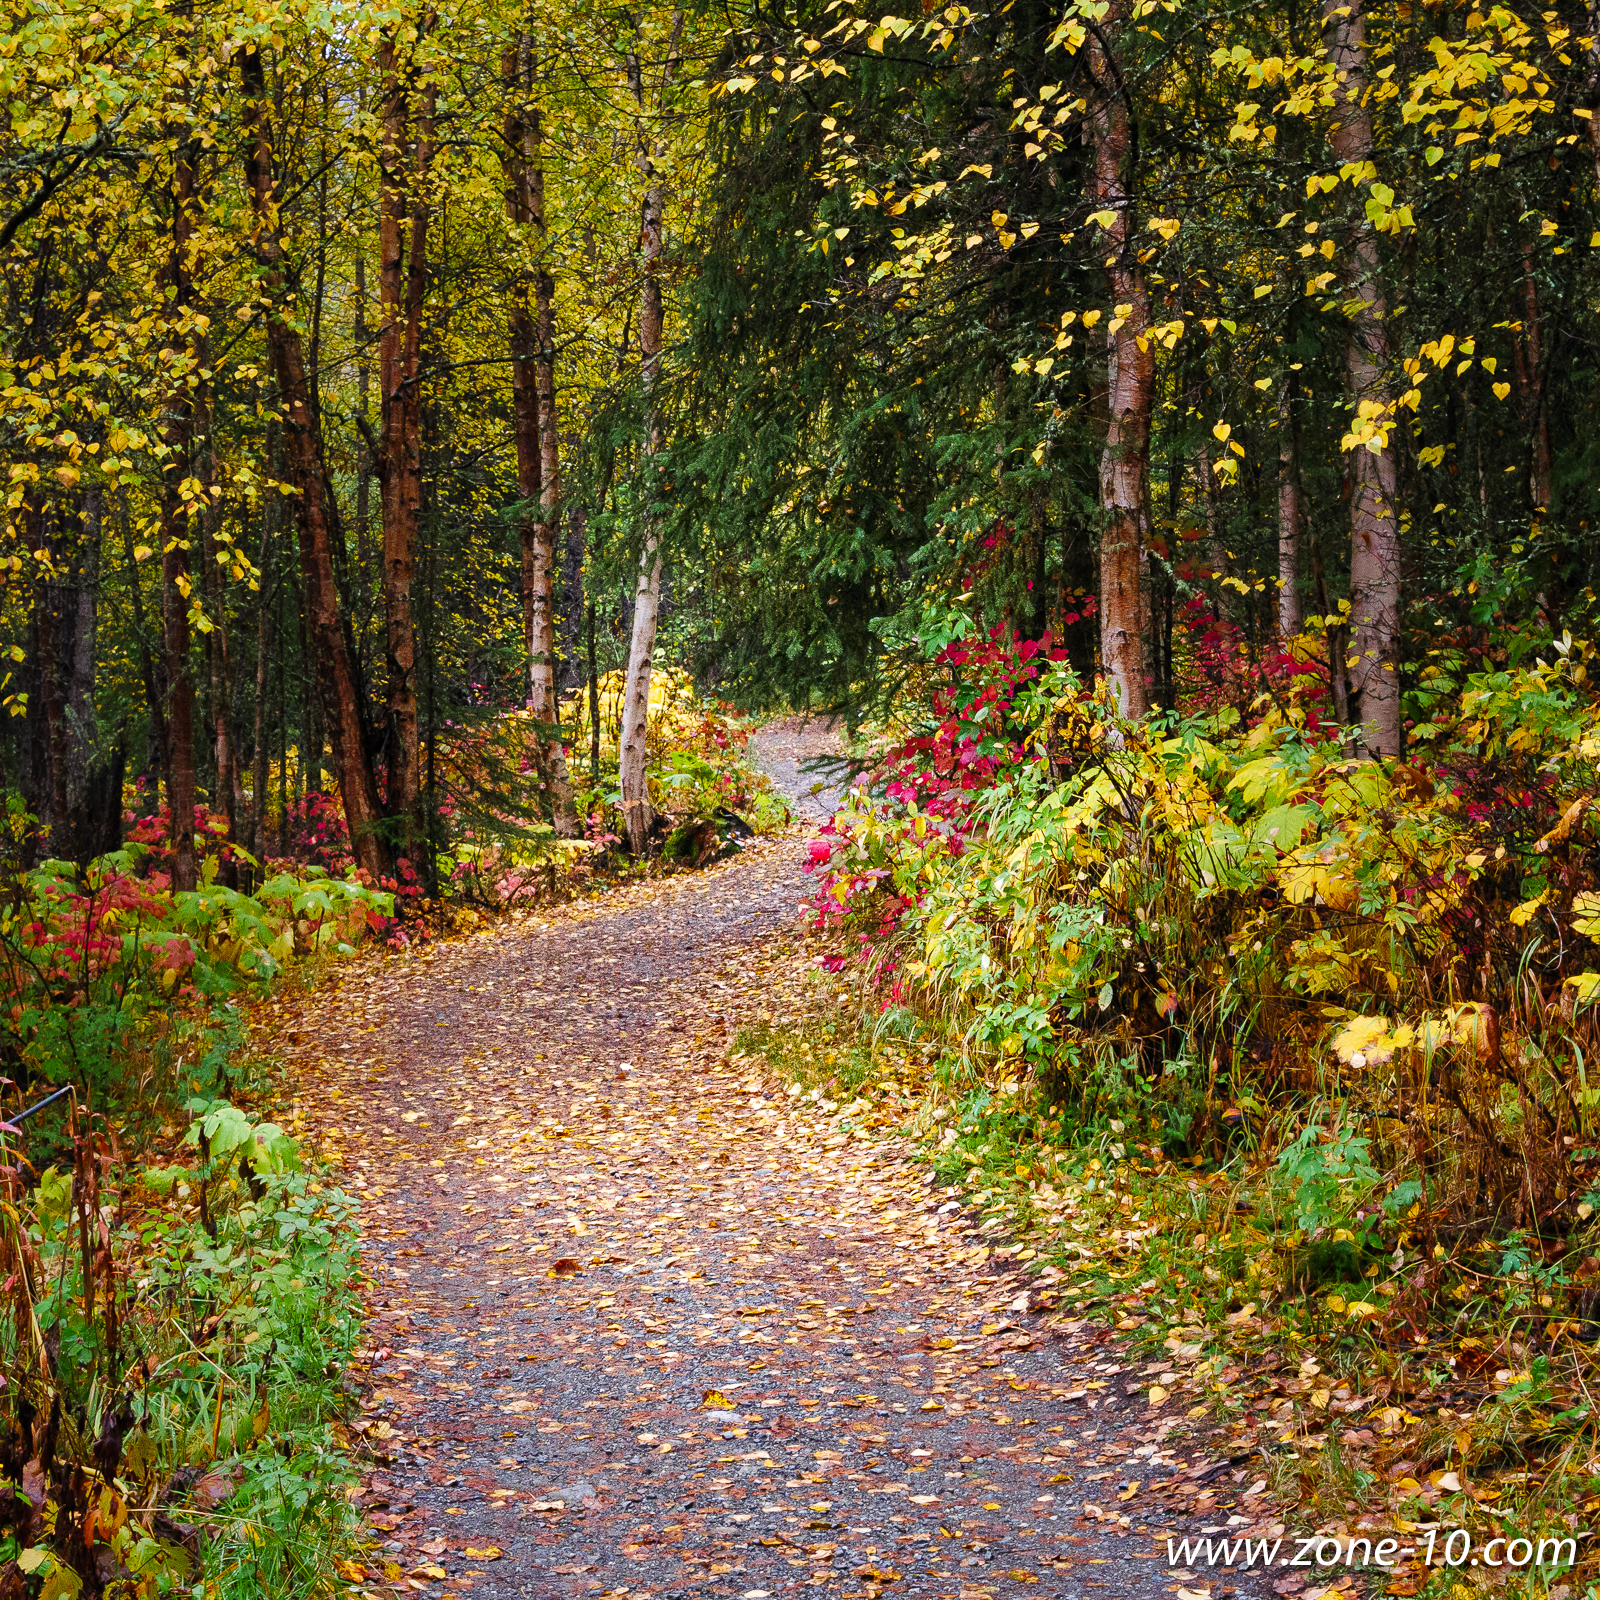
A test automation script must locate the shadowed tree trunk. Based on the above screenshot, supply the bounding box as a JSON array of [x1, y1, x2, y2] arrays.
[[1326, 0, 1401, 758], [161, 132, 198, 892], [240, 44, 390, 880], [534, 264, 578, 836], [378, 16, 433, 856], [502, 32, 577, 834], [252, 490, 273, 871], [1089, 0, 1150, 722], [195, 374, 240, 856]]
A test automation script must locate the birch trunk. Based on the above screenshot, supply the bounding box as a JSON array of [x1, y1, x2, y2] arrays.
[[1326, 0, 1401, 759], [618, 14, 683, 855], [240, 45, 390, 879], [1277, 377, 1302, 637], [1089, 2, 1150, 721]]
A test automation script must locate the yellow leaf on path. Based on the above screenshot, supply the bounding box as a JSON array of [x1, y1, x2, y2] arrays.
[[1567, 972, 1600, 1007], [1118, 1480, 1139, 1501], [1009, 1571, 1040, 1583], [1429, 1469, 1462, 1493], [920, 1400, 943, 1411], [909, 1493, 940, 1504], [335, 1558, 366, 1581], [463, 1547, 502, 1560], [1509, 895, 1546, 926], [1148, 1385, 1168, 1405], [410, 1565, 447, 1581], [1176, 1588, 1213, 1600], [702, 1390, 737, 1410]]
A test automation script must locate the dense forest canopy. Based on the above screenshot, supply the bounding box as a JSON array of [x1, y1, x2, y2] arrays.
[[17, 2, 1600, 1589], [0, 0, 1592, 868]]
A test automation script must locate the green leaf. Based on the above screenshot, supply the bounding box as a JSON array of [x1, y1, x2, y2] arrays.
[[36, 1165, 71, 1224]]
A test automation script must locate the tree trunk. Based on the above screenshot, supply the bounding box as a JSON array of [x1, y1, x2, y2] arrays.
[[534, 270, 578, 834], [1511, 244, 1553, 513], [377, 20, 431, 856], [63, 489, 101, 843], [618, 14, 683, 854], [502, 35, 577, 834], [162, 138, 198, 892], [195, 376, 240, 851], [240, 45, 390, 880], [33, 504, 69, 851], [1089, 2, 1150, 721], [252, 487, 273, 869], [586, 587, 600, 784], [120, 490, 169, 800], [1325, 0, 1401, 759], [502, 38, 542, 705], [1277, 376, 1302, 637], [355, 250, 372, 611]]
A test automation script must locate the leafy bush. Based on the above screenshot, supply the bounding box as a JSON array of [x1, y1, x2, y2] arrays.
[[0, 1095, 362, 1600], [0, 843, 393, 1144], [808, 625, 1600, 1294]]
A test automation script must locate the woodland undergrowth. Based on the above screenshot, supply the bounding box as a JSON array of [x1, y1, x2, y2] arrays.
[[0, 689, 783, 1600], [766, 614, 1600, 1597]]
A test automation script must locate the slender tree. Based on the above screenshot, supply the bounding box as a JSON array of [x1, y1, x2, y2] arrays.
[[1277, 376, 1302, 637], [240, 44, 390, 880], [378, 15, 433, 853], [1325, 0, 1401, 759], [160, 122, 198, 892], [618, 11, 683, 854], [1089, 2, 1150, 721]]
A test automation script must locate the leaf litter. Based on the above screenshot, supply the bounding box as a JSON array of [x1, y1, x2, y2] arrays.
[[271, 736, 1283, 1600]]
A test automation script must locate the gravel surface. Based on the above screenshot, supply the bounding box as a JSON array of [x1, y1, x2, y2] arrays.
[[286, 750, 1275, 1600]]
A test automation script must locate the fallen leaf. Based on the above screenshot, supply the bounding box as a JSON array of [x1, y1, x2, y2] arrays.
[[549, 1257, 584, 1276], [703, 1390, 737, 1410], [418, 1538, 447, 1556], [463, 1546, 503, 1560], [191, 1472, 238, 1511], [531, 1499, 566, 1512]]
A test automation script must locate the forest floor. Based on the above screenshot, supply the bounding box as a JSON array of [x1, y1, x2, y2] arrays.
[[274, 724, 1287, 1600]]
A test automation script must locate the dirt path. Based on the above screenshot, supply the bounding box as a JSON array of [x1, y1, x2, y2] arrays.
[[286, 742, 1276, 1600]]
